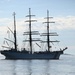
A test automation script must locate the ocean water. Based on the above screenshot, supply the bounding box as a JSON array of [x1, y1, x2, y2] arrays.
[[0, 55, 75, 75]]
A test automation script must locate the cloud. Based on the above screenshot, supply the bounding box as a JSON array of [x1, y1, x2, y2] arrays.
[[0, 16, 75, 33], [0, 16, 75, 38], [36, 16, 75, 31], [54, 16, 75, 30]]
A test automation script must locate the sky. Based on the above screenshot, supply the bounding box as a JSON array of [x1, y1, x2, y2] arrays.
[[0, 0, 75, 56]]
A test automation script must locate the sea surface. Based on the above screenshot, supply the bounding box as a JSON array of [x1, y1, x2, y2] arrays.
[[0, 55, 75, 75]]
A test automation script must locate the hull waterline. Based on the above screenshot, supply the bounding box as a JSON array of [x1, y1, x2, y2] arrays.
[[0, 50, 63, 60]]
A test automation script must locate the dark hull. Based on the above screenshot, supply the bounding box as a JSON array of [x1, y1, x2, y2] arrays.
[[0, 50, 63, 59]]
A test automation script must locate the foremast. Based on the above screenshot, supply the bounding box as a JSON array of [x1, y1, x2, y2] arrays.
[[43, 10, 59, 52]]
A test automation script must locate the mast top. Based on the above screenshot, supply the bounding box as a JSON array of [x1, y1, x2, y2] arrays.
[[47, 10, 49, 18], [13, 12, 16, 17]]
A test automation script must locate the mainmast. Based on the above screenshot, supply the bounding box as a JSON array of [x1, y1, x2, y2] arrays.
[[25, 8, 36, 54], [47, 10, 50, 52], [13, 12, 17, 51], [29, 8, 32, 53]]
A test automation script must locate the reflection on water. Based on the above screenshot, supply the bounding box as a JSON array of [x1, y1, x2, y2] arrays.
[[0, 55, 75, 75], [8, 60, 51, 75]]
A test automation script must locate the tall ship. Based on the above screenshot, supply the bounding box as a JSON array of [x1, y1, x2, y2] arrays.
[[0, 8, 67, 59]]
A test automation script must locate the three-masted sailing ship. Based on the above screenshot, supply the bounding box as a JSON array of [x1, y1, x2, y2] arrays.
[[0, 8, 67, 59]]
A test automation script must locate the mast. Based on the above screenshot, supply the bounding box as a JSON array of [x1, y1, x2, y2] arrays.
[[13, 12, 17, 51], [47, 10, 50, 51], [44, 10, 55, 52], [29, 8, 32, 53], [25, 8, 36, 54]]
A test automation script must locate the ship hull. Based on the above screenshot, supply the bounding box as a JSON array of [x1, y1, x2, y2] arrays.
[[0, 50, 63, 59]]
